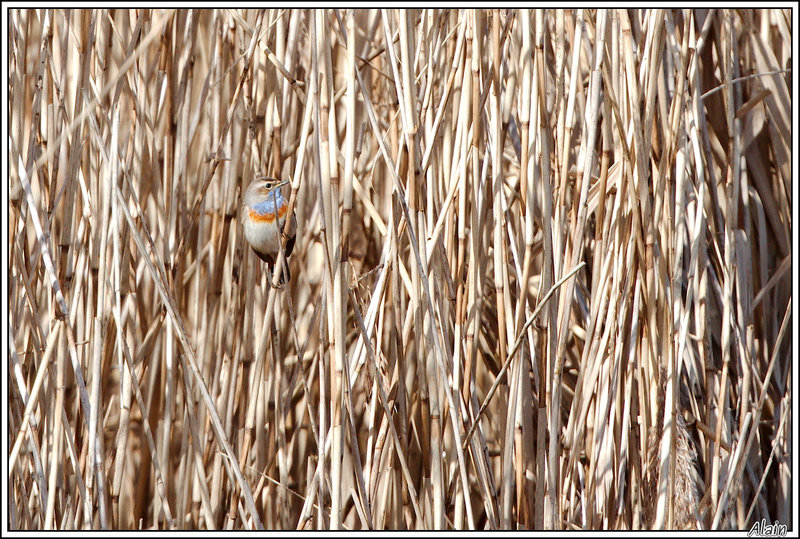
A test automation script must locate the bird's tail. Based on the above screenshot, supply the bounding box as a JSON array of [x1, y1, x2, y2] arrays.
[[280, 262, 290, 284]]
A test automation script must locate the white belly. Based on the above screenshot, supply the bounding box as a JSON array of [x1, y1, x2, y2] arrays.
[[243, 209, 296, 256]]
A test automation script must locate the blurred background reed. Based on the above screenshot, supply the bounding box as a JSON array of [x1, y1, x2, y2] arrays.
[[7, 8, 794, 530]]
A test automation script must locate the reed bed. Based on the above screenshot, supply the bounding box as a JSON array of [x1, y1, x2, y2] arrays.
[[7, 8, 794, 531]]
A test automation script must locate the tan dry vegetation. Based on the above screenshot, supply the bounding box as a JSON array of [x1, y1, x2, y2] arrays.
[[6, 8, 794, 531]]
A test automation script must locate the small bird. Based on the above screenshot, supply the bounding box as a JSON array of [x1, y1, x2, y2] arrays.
[[242, 176, 297, 284]]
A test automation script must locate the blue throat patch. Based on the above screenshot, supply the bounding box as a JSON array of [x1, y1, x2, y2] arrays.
[[252, 191, 285, 215]]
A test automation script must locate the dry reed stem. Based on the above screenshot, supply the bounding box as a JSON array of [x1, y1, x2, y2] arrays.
[[7, 8, 794, 531]]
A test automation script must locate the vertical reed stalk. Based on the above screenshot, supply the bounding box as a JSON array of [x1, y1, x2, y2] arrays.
[[8, 8, 792, 532]]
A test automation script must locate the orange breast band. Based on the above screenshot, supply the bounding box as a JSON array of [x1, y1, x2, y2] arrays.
[[248, 204, 288, 223]]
